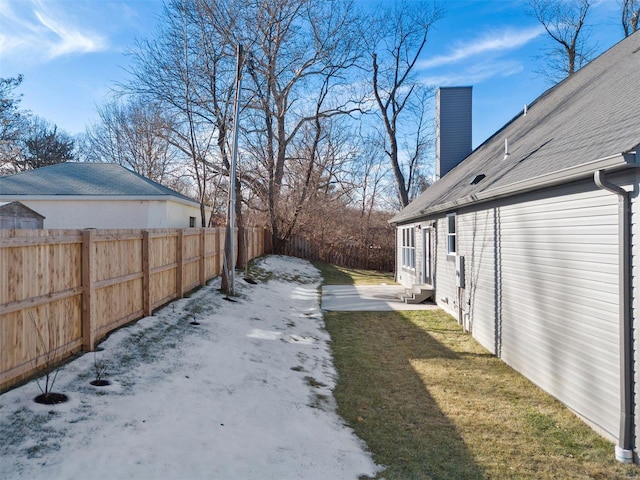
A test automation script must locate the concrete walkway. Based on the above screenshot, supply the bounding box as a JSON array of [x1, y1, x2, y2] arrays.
[[321, 285, 439, 311]]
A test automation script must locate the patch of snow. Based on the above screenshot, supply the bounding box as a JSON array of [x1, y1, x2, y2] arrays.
[[0, 255, 381, 479], [247, 329, 283, 340]]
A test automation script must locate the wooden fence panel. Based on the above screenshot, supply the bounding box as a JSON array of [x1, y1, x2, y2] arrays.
[[1, 230, 84, 390], [182, 231, 200, 292], [283, 234, 394, 272], [149, 232, 179, 309], [91, 233, 144, 339], [1, 226, 266, 392], [203, 229, 220, 280]]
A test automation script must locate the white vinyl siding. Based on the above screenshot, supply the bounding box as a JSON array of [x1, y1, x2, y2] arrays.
[[497, 186, 620, 440], [436, 217, 458, 318], [457, 208, 496, 353], [430, 181, 623, 440]]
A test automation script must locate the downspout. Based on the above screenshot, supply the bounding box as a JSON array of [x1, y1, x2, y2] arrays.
[[594, 169, 634, 463]]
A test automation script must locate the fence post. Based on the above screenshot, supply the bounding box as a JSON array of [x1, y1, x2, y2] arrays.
[[176, 229, 184, 298], [200, 228, 206, 286], [142, 230, 151, 316], [81, 229, 96, 351]]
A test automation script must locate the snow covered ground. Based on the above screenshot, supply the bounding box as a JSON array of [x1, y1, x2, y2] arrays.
[[0, 256, 381, 479]]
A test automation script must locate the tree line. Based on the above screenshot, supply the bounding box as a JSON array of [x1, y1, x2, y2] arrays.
[[1, 0, 638, 261]]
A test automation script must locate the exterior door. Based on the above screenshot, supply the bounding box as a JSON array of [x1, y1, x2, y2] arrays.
[[422, 228, 431, 285]]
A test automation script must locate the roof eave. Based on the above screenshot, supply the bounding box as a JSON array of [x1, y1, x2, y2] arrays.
[[0, 194, 202, 208], [390, 151, 636, 225]]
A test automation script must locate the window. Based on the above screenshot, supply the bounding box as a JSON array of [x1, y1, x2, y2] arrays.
[[401, 227, 416, 269], [447, 213, 456, 255], [189, 216, 196, 228]]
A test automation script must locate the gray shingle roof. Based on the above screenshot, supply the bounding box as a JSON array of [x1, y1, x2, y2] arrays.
[[391, 30, 640, 224], [0, 163, 197, 204]]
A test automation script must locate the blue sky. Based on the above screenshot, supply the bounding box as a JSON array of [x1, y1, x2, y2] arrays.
[[0, 0, 626, 148]]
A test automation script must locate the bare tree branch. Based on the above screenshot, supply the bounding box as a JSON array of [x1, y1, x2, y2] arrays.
[[621, 0, 640, 36], [368, 0, 443, 208], [526, 0, 594, 82]]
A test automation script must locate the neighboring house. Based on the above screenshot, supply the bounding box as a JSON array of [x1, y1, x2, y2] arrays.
[[0, 201, 45, 229], [0, 163, 208, 229], [390, 31, 640, 462]]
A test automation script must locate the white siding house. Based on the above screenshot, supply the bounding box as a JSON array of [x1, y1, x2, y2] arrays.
[[391, 31, 640, 462], [0, 163, 208, 229]]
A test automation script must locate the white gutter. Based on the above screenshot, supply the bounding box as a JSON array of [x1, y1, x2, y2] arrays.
[[594, 169, 634, 464], [391, 152, 635, 225]]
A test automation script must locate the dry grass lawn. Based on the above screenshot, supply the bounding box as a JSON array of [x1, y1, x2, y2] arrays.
[[318, 265, 639, 479], [325, 310, 639, 479], [313, 262, 395, 285]]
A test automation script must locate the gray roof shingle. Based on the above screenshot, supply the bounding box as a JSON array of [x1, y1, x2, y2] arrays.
[[0, 163, 197, 204], [391, 30, 640, 224]]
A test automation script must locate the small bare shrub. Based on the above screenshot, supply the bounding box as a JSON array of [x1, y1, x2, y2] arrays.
[[91, 352, 110, 386], [30, 310, 68, 404]]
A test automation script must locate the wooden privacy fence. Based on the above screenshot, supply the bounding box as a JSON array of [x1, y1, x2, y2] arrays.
[[0, 227, 267, 392], [283, 235, 395, 272]]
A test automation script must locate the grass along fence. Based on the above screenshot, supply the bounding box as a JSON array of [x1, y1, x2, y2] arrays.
[[0, 227, 267, 392]]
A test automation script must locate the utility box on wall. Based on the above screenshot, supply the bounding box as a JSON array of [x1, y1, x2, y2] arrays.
[[455, 255, 465, 288]]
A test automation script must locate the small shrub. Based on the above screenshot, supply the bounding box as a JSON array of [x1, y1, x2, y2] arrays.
[[30, 311, 68, 404], [90, 352, 110, 387]]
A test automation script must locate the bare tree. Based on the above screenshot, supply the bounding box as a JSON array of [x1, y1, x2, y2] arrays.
[[238, 0, 363, 251], [119, 0, 381, 259], [188, 0, 250, 281], [19, 117, 75, 170], [526, 0, 594, 81], [621, 0, 640, 36], [82, 98, 180, 185], [0, 76, 29, 174], [124, 0, 233, 228], [368, 0, 444, 208]]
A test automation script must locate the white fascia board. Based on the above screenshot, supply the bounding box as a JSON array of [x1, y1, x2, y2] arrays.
[[406, 152, 635, 221], [0, 194, 201, 208]]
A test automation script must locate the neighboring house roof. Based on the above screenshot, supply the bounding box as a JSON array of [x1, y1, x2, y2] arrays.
[[0, 162, 198, 205], [391, 30, 640, 224]]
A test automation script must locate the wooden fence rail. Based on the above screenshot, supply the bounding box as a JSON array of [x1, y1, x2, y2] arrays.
[[0, 227, 267, 392], [283, 235, 395, 272]]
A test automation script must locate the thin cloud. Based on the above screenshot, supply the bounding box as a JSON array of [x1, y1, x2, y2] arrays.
[[419, 26, 544, 69], [421, 60, 524, 87], [0, 0, 108, 62], [34, 9, 107, 58]]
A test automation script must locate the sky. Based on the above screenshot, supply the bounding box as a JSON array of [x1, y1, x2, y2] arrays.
[[0, 0, 628, 148], [0, 255, 382, 479]]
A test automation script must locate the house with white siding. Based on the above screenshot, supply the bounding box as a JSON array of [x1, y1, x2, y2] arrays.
[[0, 163, 208, 229], [390, 31, 640, 463]]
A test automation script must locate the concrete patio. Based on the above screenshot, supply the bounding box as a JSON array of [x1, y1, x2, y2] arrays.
[[321, 285, 439, 312]]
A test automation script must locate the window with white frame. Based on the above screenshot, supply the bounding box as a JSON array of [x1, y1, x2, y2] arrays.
[[401, 226, 416, 269], [447, 213, 457, 255]]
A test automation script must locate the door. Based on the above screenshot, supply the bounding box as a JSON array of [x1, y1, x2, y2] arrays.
[[422, 227, 431, 285]]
